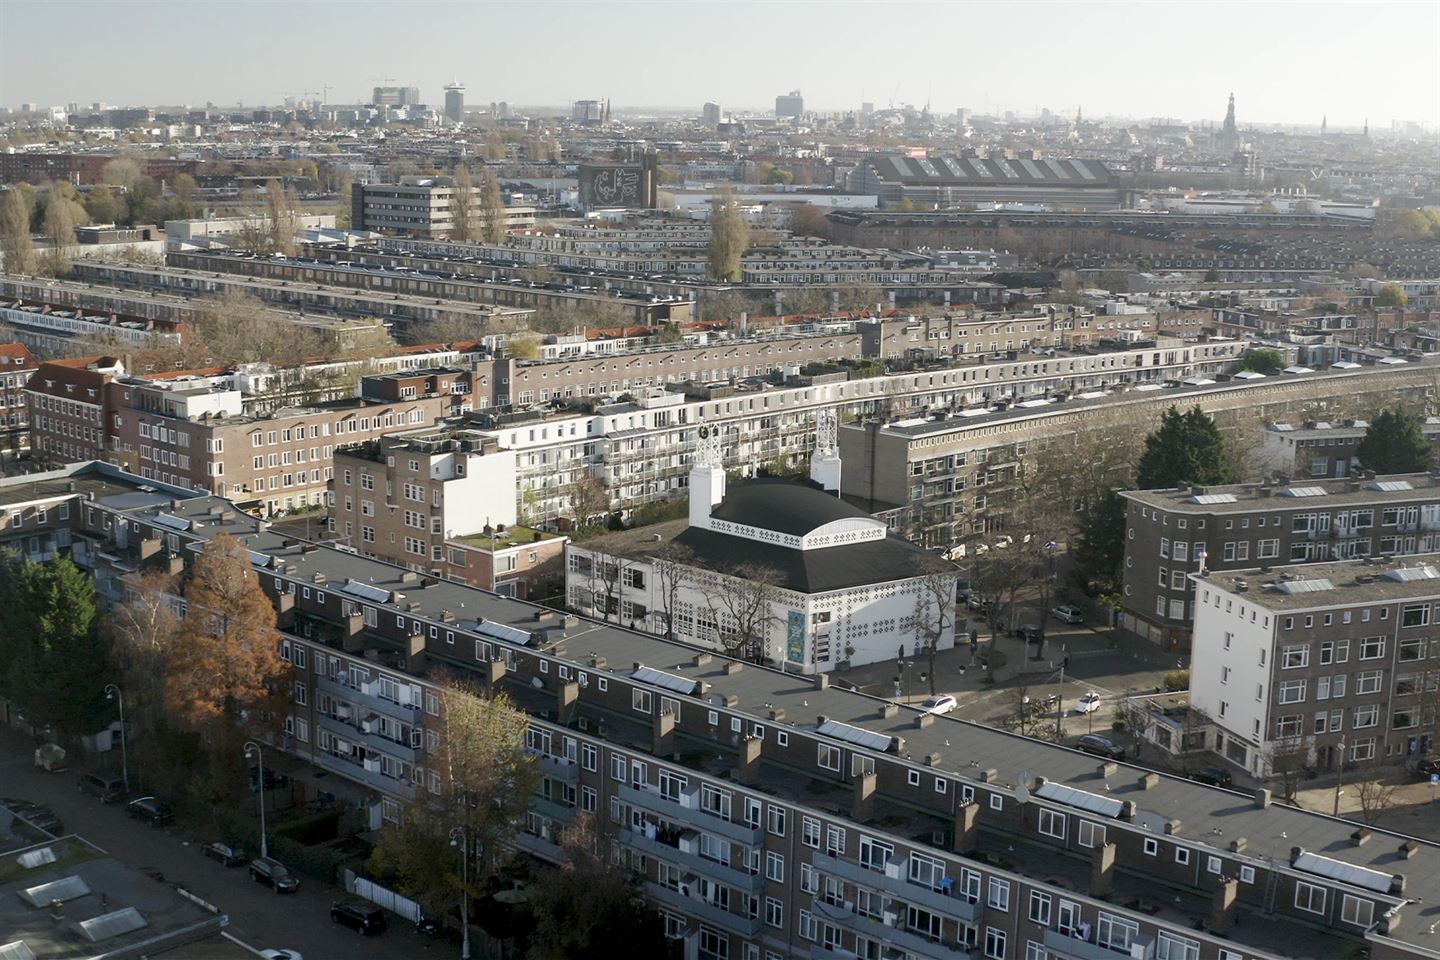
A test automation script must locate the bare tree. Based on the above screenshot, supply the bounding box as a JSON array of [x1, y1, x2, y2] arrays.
[[1268, 738, 1311, 803], [478, 169, 507, 245], [707, 186, 750, 282], [1353, 773, 1399, 825], [650, 541, 694, 641], [0, 187, 36, 275], [42, 181, 79, 276], [911, 567, 958, 695], [450, 165, 476, 242], [108, 569, 180, 730], [568, 472, 611, 529], [700, 563, 783, 662]]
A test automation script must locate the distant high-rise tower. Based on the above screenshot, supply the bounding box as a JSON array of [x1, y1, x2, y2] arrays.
[[775, 90, 804, 120], [1320, 114, 1327, 136], [444, 81, 465, 124], [1217, 92, 1240, 153], [702, 101, 721, 126]]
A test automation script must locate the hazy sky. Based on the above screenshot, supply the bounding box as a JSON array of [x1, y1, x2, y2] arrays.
[[3, 0, 1437, 127]]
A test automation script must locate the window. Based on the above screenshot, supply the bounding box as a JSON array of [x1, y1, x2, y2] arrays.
[[1028, 891, 1052, 925], [1279, 680, 1307, 704], [1402, 604, 1430, 628], [984, 928, 1007, 960], [1357, 671, 1383, 695], [765, 896, 783, 929], [1156, 932, 1201, 960], [766, 851, 784, 883], [987, 877, 1010, 911], [1038, 808, 1066, 840], [632, 688, 652, 714], [1360, 636, 1386, 660], [817, 743, 840, 771], [859, 836, 893, 871], [766, 805, 786, 837], [1078, 820, 1106, 849], [1174, 846, 1190, 865], [1097, 913, 1140, 950], [1341, 895, 1374, 927], [1281, 645, 1310, 669], [1295, 882, 1327, 915], [1354, 704, 1379, 728], [1207, 855, 1222, 875]]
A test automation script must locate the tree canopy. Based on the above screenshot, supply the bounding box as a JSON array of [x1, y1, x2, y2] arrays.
[[707, 186, 749, 282], [1357, 407, 1433, 474], [1135, 406, 1232, 490], [0, 555, 108, 737], [1375, 282, 1408, 309], [1234, 348, 1283, 375]]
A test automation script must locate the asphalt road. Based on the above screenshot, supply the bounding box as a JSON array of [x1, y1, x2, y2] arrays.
[[1, 729, 450, 959]]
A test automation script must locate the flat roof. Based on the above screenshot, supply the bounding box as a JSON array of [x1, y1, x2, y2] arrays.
[[1197, 553, 1440, 608], [13, 462, 1440, 954], [1123, 472, 1440, 513]]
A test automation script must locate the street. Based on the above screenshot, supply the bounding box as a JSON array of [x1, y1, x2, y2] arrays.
[[1, 727, 449, 960]]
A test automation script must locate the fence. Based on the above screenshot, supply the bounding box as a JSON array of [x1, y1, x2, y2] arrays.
[[344, 868, 422, 924]]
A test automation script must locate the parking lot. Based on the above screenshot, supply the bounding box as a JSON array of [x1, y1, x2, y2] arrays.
[[0, 727, 446, 959]]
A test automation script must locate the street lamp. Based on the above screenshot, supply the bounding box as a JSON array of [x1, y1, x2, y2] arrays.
[[103, 684, 128, 793], [243, 740, 268, 859], [449, 826, 472, 960]]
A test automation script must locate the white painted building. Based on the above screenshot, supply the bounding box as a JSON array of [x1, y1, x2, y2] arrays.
[[564, 421, 957, 673]]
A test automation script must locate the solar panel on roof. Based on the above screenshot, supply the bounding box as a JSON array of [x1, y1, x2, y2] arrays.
[[20, 875, 91, 907], [476, 619, 534, 646], [152, 513, 191, 531], [0, 942, 36, 960], [1034, 780, 1126, 818], [1072, 160, 1098, 181], [632, 664, 699, 695], [1276, 579, 1334, 594], [247, 550, 269, 567], [79, 907, 148, 942], [1188, 493, 1238, 504], [997, 160, 1019, 179], [1293, 850, 1394, 893], [1017, 159, 1045, 179], [915, 159, 939, 177], [1385, 566, 1440, 582], [967, 158, 994, 179], [341, 580, 392, 603], [816, 718, 894, 753], [940, 158, 966, 178], [1368, 480, 1414, 492], [1041, 159, 1070, 180], [1280, 486, 1327, 497]]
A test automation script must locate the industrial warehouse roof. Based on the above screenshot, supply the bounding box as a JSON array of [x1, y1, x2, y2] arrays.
[[862, 155, 1115, 186]]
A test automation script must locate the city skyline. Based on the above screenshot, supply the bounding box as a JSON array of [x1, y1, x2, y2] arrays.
[[2, 0, 1437, 128]]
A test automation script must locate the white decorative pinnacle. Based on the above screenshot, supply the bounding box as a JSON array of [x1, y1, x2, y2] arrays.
[[814, 408, 838, 460], [696, 422, 723, 467]]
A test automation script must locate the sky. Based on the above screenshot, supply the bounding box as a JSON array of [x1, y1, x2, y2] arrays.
[[2, 0, 1437, 127]]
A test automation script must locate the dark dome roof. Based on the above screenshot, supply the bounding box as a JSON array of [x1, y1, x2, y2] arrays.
[[710, 478, 868, 536]]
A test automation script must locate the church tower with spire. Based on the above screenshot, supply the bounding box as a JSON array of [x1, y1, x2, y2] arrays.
[[1217, 92, 1239, 152]]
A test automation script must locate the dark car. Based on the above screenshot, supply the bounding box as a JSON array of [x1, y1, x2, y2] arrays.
[[10, 803, 64, 835], [1191, 767, 1234, 788], [331, 903, 386, 935], [1416, 757, 1440, 781], [1076, 735, 1126, 761], [202, 841, 248, 867], [126, 796, 174, 827], [249, 856, 300, 893], [78, 773, 127, 804]]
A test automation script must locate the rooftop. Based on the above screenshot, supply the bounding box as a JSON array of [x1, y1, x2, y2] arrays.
[[452, 524, 563, 551], [1122, 472, 1440, 513], [17, 462, 1440, 956], [1197, 552, 1440, 608]]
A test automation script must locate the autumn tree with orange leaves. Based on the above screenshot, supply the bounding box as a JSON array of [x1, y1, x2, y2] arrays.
[[165, 532, 288, 803]]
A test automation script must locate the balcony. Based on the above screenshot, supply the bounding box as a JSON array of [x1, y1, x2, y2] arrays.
[[618, 783, 763, 845], [512, 830, 564, 862], [316, 674, 419, 719], [533, 752, 580, 782], [311, 749, 417, 800], [620, 829, 765, 893], [645, 881, 762, 939], [1042, 928, 1145, 960], [811, 853, 981, 925], [531, 796, 577, 823], [317, 714, 418, 764], [812, 899, 970, 959]]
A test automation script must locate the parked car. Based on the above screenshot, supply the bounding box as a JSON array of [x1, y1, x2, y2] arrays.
[[78, 773, 127, 804], [1076, 735, 1126, 761], [1074, 692, 1103, 715], [1416, 756, 1440, 781], [1019, 625, 1043, 643], [9, 802, 64, 835], [202, 841, 249, 867], [259, 950, 303, 960], [1191, 767, 1234, 788], [331, 903, 387, 935], [125, 796, 174, 827], [919, 695, 958, 716], [249, 856, 300, 893], [1051, 604, 1085, 625]]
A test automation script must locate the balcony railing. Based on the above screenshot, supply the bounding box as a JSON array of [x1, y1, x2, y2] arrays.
[[317, 713, 418, 764], [644, 881, 762, 939], [619, 828, 765, 892], [311, 749, 417, 800]]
